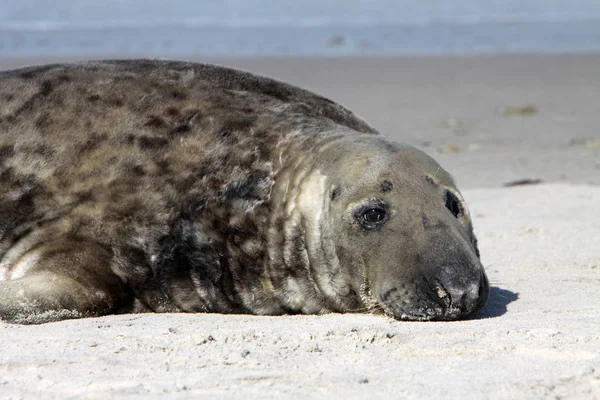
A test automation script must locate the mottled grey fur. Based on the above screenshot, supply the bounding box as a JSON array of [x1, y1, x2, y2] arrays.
[[0, 60, 488, 324]]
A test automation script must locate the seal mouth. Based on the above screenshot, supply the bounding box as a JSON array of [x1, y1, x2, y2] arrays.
[[376, 284, 447, 321]]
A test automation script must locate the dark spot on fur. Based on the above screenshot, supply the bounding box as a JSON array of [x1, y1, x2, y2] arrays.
[[13, 98, 35, 115], [422, 216, 430, 228], [217, 116, 256, 138], [79, 133, 108, 153], [1, 93, 15, 102], [144, 115, 166, 129], [425, 175, 439, 187], [258, 84, 291, 103], [34, 112, 52, 129], [0, 191, 36, 240], [0, 145, 14, 160], [1, 170, 39, 193], [22, 144, 54, 158], [138, 135, 170, 150], [171, 124, 191, 135], [330, 186, 341, 201], [74, 190, 93, 202], [56, 74, 72, 82], [88, 94, 101, 102], [123, 134, 136, 145], [0, 168, 14, 186], [39, 81, 53, 97], [54, 171, 73, 190], [18, 71, 35, 80], [130, 165, 146, 176], [155, 159, 170, 171], [105, 196, 144, 222], [420, 215, 446, 230], [107, 97, 124, 107], [164, 107, 180, 117], [170, 90, 187, 100], [380, 180, 393, 193], [7, 79, 58, 118]]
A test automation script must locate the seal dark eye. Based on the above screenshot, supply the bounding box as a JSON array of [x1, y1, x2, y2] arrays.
[[444, 190, 463, 218], [363, 208, 386, 223], [353, 202, 389, 229]]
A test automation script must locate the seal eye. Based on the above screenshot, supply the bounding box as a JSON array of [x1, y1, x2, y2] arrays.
[[445, 190, 463, 218], [354, 203, 389, 229], [363, 208, 386, 223]]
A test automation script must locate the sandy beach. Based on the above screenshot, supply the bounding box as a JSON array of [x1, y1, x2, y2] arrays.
[[0, 54, 599, 399]]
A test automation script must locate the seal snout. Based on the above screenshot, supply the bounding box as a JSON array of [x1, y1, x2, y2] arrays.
[[427, 269, 490, 319], [375, 269, 489, 321]]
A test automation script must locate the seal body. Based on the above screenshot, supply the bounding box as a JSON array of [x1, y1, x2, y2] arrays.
[[0, 60, 488, 324]]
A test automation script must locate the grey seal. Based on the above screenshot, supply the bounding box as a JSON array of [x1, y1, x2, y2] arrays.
[[0, 60, 489, 324]]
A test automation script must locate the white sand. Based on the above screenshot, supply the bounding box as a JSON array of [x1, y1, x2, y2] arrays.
[[0, 55, 599, 399]]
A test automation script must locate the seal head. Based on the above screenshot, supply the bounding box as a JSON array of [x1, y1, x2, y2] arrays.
[[277, 135, 489, 320]]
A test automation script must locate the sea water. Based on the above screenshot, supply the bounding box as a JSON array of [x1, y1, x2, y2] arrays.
[[1, 0, 600, 58]]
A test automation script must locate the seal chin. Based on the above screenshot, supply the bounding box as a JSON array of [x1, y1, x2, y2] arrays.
[[378, 272, 490, 321]]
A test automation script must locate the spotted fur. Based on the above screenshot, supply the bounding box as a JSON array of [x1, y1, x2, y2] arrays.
[[0, 60, 488, 324]]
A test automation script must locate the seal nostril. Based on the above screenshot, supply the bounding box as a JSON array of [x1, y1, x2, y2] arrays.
[[426, 279, 451, 309], [428, 278, 480, 312]]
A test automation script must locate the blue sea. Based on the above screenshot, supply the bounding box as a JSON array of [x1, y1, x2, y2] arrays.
[[1, 0, 600, 58]]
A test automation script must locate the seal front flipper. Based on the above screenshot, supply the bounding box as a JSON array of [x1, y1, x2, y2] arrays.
[[0, 237, 133, 324]]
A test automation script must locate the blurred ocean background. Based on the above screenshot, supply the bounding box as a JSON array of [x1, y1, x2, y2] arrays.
[[2, 0, 600, 58]]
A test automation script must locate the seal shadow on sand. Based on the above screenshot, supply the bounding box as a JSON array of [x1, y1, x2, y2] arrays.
[[467, 286, 519, 319]]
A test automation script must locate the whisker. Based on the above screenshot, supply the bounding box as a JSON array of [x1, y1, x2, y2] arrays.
[[349, 303, 385, 314]]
